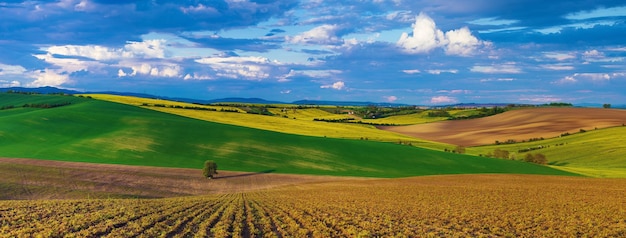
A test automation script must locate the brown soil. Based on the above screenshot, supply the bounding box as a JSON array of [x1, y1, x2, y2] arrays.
[[379, 108, 626, 146], [0, 158, 361, 200]]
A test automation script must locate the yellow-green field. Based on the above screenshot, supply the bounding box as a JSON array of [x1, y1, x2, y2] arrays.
[[468, 126, 626, 178], [84, 94, 449, 149]]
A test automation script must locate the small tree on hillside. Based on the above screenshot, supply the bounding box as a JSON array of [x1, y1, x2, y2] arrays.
[[524, 153, 547, 165], [203, 160, 218, 179], [454, 145, 466, 154]]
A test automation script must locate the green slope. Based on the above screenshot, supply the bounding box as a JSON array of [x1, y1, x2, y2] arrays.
[[0, 93, 577, 178], [468, 127, 626, 177]]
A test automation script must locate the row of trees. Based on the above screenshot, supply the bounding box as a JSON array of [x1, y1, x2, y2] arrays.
[[448, 147, 548, 165]]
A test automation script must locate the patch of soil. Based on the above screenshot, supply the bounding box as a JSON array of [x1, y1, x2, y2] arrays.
[[0, 158, 360, 200], [378, 108, 626, 146]]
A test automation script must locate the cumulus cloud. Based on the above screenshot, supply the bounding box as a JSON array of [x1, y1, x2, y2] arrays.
[[118, 62, 182, 78], [287, 24, 342, 45], [44, 40, 167, 61], [397, 13, 445, 54], [430, 96, 457, 104], [470, 64, 522, 74], [397, 13, 485, 56], [28, 69, 71, 87], [321, 81, 346, 90], [444, 27, 481, 56]]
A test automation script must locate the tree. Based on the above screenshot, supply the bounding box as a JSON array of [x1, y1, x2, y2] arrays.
[[603, 103, 611, 108], [454, 145, 466, 154], [203, 160, 218, 179], [493, 149, 510, 159], [524, 153, 547, 165]]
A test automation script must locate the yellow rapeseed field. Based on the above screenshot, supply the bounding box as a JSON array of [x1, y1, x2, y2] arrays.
[[84, 94, 448, 149]]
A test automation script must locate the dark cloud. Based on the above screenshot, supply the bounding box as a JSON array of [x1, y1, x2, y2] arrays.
[[0, 0, 297, 45]]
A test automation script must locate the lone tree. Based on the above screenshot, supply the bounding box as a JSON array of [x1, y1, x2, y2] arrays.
[[203, 160, 218, 179]]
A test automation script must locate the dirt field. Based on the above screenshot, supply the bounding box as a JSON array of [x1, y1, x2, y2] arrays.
[[0, 158, 360, 199], [379, 108, 626, 146]]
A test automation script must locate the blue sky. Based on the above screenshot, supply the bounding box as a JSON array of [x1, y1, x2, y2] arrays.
[[1, 0, 625, 105]]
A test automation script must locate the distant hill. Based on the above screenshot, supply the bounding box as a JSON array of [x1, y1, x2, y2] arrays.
[[292, 100, 409, 107], [0, 86, 81, 94]]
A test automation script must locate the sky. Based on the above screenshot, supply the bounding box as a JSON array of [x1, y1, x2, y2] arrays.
[[1, 0, 625, 105]]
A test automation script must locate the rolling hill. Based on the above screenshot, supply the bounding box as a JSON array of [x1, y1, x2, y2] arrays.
[[0, 93, 576, 178], [379, 107, 626, 146]]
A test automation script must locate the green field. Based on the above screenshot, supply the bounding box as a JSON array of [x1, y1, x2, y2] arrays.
[[0, 93, 576, 178], [468, 127, 626, 177]]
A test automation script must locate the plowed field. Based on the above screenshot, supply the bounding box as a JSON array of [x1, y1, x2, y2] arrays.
[[379, 108, 626, 146]]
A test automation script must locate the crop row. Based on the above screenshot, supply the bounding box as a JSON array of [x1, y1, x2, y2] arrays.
[[1, 175, 625, 237]]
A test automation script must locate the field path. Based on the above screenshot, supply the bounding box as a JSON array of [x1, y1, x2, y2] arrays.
[[379, 108, 626, 146]]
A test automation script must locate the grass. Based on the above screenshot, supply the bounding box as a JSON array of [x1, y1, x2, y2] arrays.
[[468, 126, 626, 178], [84, 94, 449, 149], [0, 93, 577, 178]]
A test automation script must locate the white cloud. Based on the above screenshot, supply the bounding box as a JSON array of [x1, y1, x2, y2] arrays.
[[117, 69, 127, 77], [401, 69, 421, 74], [444, 27, 481, 56], [44, 39, 167, 61], [565, 6, 626, 20], [397, 12, 485, 56], [541, 65, 574, 71], [544, 52, 576, 61], [195, 56, 282, 80], [28, 69, 71, 87], [180, 4, 219, 15], [480, 78, 515, 82], [427, 69, 458, 74], [119, 62, 182, 78], [183, 73, 213, 80], [287, 24, 342, 45], [321, 81, 345, 90], [281, 69, 342, 81], [470, 64, 522, 74], [0, 80, 21, 87], [468, 17, 518, 26], [519, 96, 563, 103], [437, 89, 471, 94], [280, 90, 291, 94], [0, 64, 27, 76], [430, 96, 457, 104], [553, 72, 624, 84], [397, 13, 445, 54], [583, 50, 604, 58], [384, 95, 398, 102]]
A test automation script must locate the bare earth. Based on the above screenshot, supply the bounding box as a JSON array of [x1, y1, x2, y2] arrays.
[[0, 158, 361, 200], [379, 108, 626, 146]]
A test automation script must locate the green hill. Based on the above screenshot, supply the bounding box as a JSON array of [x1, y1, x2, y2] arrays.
[[468, 127, 626, 177], [0, 93, 577, 178]]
